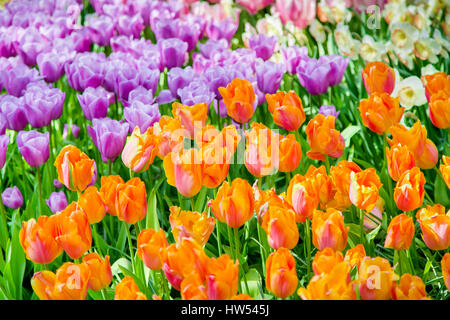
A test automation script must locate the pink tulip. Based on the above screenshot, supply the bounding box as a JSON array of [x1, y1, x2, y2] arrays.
[[275, 0, 317, 29]]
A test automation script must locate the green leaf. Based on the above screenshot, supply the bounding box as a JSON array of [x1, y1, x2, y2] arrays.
[[111, 258, 131, 279], [435, 174, 450, 207], [341, 126, 360, 147], [146, 187, 160, 231], [241, 268, 263, 299]]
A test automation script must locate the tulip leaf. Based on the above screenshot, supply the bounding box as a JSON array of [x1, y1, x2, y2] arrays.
[[242, 268, 263, 299], [434, 175, 450, 207], [341, 126, 360, 147], [111, 257, 131, 279], [366, 223, 382, 243], [146, 182, 162, 231]]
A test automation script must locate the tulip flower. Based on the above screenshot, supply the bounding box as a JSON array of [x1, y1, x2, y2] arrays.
[[2, 186, 23, 209], [421, 72, 450, 101], [389, 122, 438, 170], [200, 138, 232, 189], [312, 248, 344, 276], [54, 145, 96, 192], [296, 57, 332, 95], [248, 33, 277, 60], [172, 102, 208, 138], [180, 274, 208, 300], [255, 60, 284, 94], [266, 248, 298, 299], [45, 191, 68, 214], [392, 274, 429, 300], [305, 114, 345, 161], [208, 178, 255, 229], [20, 216, 63, 265], [329, 161, 362, 210], [99, 175, 124, 216], [88, 118, 129, 163], [312, 208, 348, 252], [281, 45, 309, 74], [154, 115, 187, 159], [77, 86, 113, 121], [319, 105, 340, 119], [384, 214, 415, 250], [115, 177, 147, 225], [195, 125, 220, 147], [344, 244, 366, 269], [298, 262, 356, 300], [386, 144, 416, 181], [0, 134, 9, 169], [169, 206, 215, 247], [115, 276, 147, 300], [358, 92, 403, 135], [266, 90, 305, 131], [162, 238, 209, 291], [137, 228, 169, 271], [416, 204, 450, 251], [122, 127, 160, 173], [50, 202, 92, 260], [163, 148, 203, 198], [349, 168, 382, 212], [17, 130, 49, 167], [159, 38, 188, 70], [287, 174, 319, 222], [305, 165, 335, 209], [358, 257, 398, 300], [394, 167, 425, 212], [442, 253, 450, 291], [261, 202, 299, 250], [362, 61, 396, 95], [30, 271, 56, 300], [219, 78, 255, 124], [82, 253, 112, 291], [245, 122, 280, 177], [206, 254, 239, 300], [278, 134, 302, 173], [78, 186, 107, 224], [429, 90, 450, 129], [440, 156, 450, 189]]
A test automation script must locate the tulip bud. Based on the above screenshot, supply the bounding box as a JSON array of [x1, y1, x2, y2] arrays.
[[78, 186, 107, 224], [349, 168, 382, 212], [99, 175, 124, 216], [305, 114, 344, 161], [440, 155, 450, 189], [394, 167, 425, 212], [384, 214, 415, 250], [287, 174, 319, 222], [115, 177, 147, 225], [219, 78, 255, 124], [421, 72, 450, 101], [206, 254, 239, 300], [115, 276, 147, 300], [312, 248, 344, 276], [362, 61, 396, 95], [416, 204, 450, 251], [266, 90, 305, 131], [392, 274, 429, 300], [17, 130, 49, 167], [137, 228, 169, 271], [429, 90, 450, 129], [172, 102, 208, 138], [169, 206, 215, 246], [344, 244, 366, 269], [122, 127, 160, 173], [386, 144, 416, 181], [312, 208, 348, 252], [266, 248, 298, 299], [82, 253, 112, 291], [358, 257, 397, 300], [261, 202, 299, 250], [2, 186, 23, 209], [278, 134, 302, 173]]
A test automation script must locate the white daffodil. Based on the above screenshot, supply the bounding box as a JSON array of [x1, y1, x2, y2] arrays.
[[390, 22, 419, 52], [360, 35, 386, 62], [334, 23, 361, 60], [421, 64, 439, 77], [309, 19, 326, 44], [433, 29, 450, 59], [412, 5, 432, 31], [329, 0, 351, 24], [392, 76, 427, 109], [413, 30, 442, 64]]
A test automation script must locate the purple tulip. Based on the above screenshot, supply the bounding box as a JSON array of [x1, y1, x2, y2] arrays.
[[1, 186, 23, 209], [153, 18, 179, 41], [167, 66, 195, 98], [157, 89, 176, 105], [53, 178, 63, 189], [124, 100, 161, 133], [206, 20, 237, 44], [2, 63, 41, 97], [249, 34, 277, 61], [14, 28, 49, 66], [138, 64, 160, 95], [103, 55, 137, 92], [0, 95, 28, 131], [36, 51, 66, 83], [319, 105, 340, 119], [255, 60, 284, 94], [0, 113, 6, 135], [0, 30, 16, 58], [114, 66, 141, 103], [158, 38, 188, 70], [203, 66, 230, 97], [178, 80, 215, 107], [214, 99, 228, 118], [0, 9, 11, 27], [17, 130, 49, 167], [128, 86, 156, 106], [281, 45, 309, 74], [116, 14, 144, 39], [192, 53, 213, 74], [65, 52, 106, 92], [87, 118, 129, 163], [296, 57, 331, 95], [178, 21, 202, 52], [23, 84, 65, 129], [87, 15, 116, 47], [0, 134, 9, 170], [63, 123, 81, 140], [46, 191, 68, 214], [69, 28, 93, 53], [319, 54, 349, 87], [198, 39, 228, 59], [77, 86, 113, 121]]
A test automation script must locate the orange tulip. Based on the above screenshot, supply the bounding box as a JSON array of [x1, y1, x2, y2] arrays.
[[208, 178, 255, 228], [442, 253, 450, 291], [260, 201, 299, 250], [344, 244, 366, 269], [416, 204, 450, 250], [31, 271, 56, 300], [362, 61, 396, 95], [164, 148, 203, 198], [205, 254, 239, 300], [392, 274, 429, 300], [180, 274, 208, 300], [358, 92, 403, 135], [386, 144, 416, 181], [440, 155, 450, 189], [349, 168, 382, 212], [305, 114, 345, 161], [99, 175, 124, 216], [393, 167, 425, 212], [82, 252, 112, 291], [266, 90, 306, 131], [429, 90, 450, 129], [154, 115, 187, 159], [78, 186, 107, 224], [287, 174, 319, 222], [162, 238, 209, 291], [172, 102, 208, 137], [305, 165, 335, 209], [122, 126, 160, 172], [54, 145, 95, 192], [329, 160, 362, 210], [358, 256, 398, 300], [312, 248, 344, 276], [389, 122, 438, 169], [278, 134, 302, 173], [421, 72, 450, 101], [312, 208, 348, 252], [194, 124, 220, 147], [50, 202, 92, 260], [384, 214, 415, 250], [115, 177, 147, 225], [266, 248, 298, 299], [298, 262, 356, 300], [201, 139, 231, 189], [245, 122, 280, 177], [253, 185, 280, 222], [219, 78, 255, 124], [114, 276, 147, 300], [137, 228, 169, 270], [169, 206, 215, 246], [20, 216, 62, 265]]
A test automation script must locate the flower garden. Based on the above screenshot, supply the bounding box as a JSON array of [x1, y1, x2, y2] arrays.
[[0, 0, 449, 301]]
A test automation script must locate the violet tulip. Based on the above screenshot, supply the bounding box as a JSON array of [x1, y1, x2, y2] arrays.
[[46, 191, 68, 214], [77, 86, 113, 121], [0, 134, 9, 169], [158, 38, 188, 70], [17, 130, 49, 167], [249, 34, 277, 61], [1, 186, 23, 209]]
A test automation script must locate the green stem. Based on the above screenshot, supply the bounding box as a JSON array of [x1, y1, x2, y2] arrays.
[[92, 223, 103, 257], [125, 224, 135, 273], [324, 155, 330, 174], [304, 218, 312, 281], [233, 227, 246, 293], [36, 166, 45, 216], [108, 159, 112, 176], [216, 221, 223, 256], [190, 198, 195, 211], [256, 220, 266, 276], [359, 207, 366, 249]]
